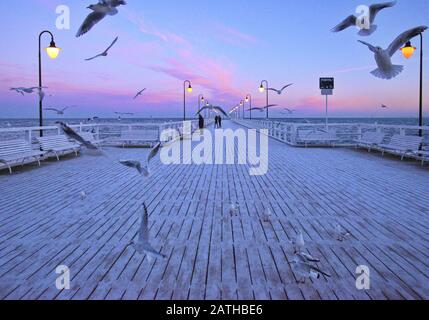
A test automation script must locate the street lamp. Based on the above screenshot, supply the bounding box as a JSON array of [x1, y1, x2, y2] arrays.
[[401, 33, 424, 136], [259, 80, 269, 119], [198, 94, 205, 115], [39, 30, 60, 136], [183, 80, 192, 121], [245, 94, 252, 120], [239, 100, 244, 119]]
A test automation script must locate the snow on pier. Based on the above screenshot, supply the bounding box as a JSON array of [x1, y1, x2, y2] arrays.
[[0, 121, 428, 300]]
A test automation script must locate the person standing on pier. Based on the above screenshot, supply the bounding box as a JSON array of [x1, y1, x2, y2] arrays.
[[199, 114, 205, 130]]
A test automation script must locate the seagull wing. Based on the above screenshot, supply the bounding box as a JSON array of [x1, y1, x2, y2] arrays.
[[263, 104, 278, 109], [105, 36, 119, 52], [369, 1, 396, 23], [358, 40, 377, 53], [213, 106, 228, 116], [45, 108, 60, 112], [138, 203, 150, 243], [147, 142, 161, 164], [387, 26, 428, 57], [85, 53, 103, 61], [332, 15, 357, 32], [76, 11, 107, 37], [280, 84, 294, 92], [196, 106, 211, 115]]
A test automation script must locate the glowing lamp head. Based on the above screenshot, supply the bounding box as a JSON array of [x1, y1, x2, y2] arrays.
[[401, 41, 416, 59], [187, 84, 193, 93], [259, 85, 265, 93], [200, 96, 205, 101], [46, 40, 60, 59], [245, 97, 249, 102]]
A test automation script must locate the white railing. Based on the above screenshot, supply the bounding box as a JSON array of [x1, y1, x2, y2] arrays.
[[235, 119, 429, 147], [0, 120, 200, 144]]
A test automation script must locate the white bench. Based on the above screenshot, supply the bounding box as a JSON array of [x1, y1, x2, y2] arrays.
[[412, 150, 429, 165], [377, 135, 423, 160], [297, 129, 339, 147], [37, 135, 80, 161], [114, 130, 159, 147], [0, 140, 46, 174], [354, 132, 386, 152]]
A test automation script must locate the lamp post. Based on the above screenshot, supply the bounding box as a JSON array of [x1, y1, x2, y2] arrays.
[[38, 30, 60, 136], [401, 33, 424, 137], [183, 80, 193, 121], [198, 94, 205, 116], [259, 80, 269, 119], [245, 94, 252, 120], [240, 100, 244, 119]]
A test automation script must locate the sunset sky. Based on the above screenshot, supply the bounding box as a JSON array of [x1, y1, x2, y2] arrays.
[[1, 0, 428, 118]]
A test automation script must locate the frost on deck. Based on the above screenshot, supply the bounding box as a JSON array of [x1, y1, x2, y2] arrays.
[[0, 121, 428, 300]]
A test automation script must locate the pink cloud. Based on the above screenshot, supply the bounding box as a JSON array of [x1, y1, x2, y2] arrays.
[[211, 22, 259, 47]]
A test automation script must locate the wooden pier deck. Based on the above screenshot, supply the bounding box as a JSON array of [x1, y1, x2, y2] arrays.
[[0, 120, 428, 300]]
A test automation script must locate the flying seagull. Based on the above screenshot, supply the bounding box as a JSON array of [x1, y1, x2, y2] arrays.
[[45, 106, 75, 115], [358, 25, 428, 79], [10, 87, 46, 95], [291, 254, 331, 284], [282, 108, 296, 114], [130, 202, 167, 260], [268, 84, 293, 95], [134, 88, 147, 100], [196, 105, 229, 117], [76, 0, 127, 37], [381, 104, 388, 109], [85, 36, 119, 61], [57, 122, 100, 151], [247, 105, 278, 112], [119, 142, 162, 177], [332, 1, 397, 36]]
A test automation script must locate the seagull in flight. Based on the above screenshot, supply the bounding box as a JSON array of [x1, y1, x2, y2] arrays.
[[45, 106, 76, 115], [10, 87, 46, 96], [381, 104, 388, 109], [332, 1, 397, 36], [85, 36, 119, 61], [268, 84, 293, 95], [119, 142, 162, 177], [130, 202, 166, 261], [247, 105, 278, 112], [196, 105, 229, 117], [57, 122, 100, 151], [115, 112, 134, 116], [134, 88, 147, 100], [358, 25, 428, 79], [282, 108, 296, 114], [76, 0, 127, 37]]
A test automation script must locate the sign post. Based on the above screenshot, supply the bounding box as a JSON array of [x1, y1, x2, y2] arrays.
[[320, 77, 334, 129]]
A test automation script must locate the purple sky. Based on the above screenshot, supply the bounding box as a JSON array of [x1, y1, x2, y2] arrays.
[[1, 0, 429, 118]]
